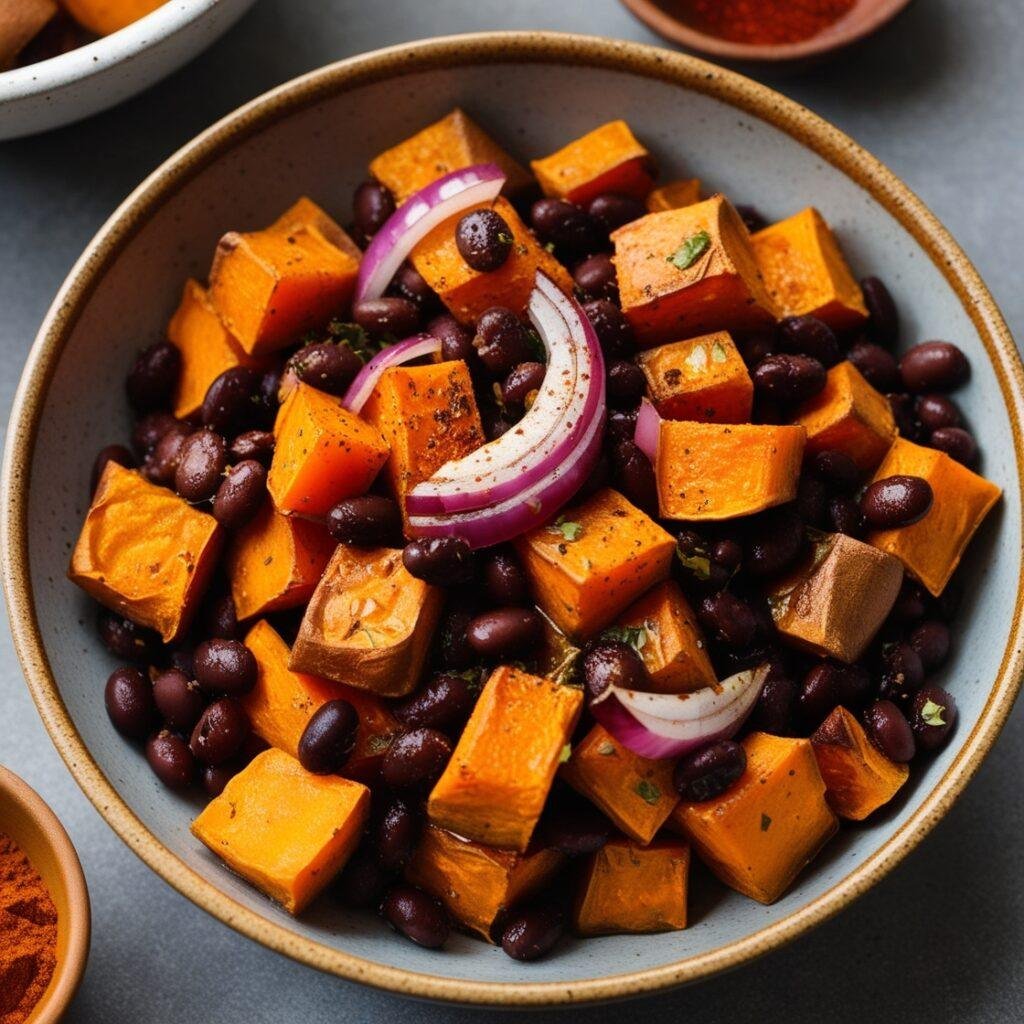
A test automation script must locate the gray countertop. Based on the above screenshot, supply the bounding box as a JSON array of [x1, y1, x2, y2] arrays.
[[1, 1, 1022, 1021]]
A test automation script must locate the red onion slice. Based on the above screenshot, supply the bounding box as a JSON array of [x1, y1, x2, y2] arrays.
[[590, 664, 769, 761], [634, 397, 661, 463], [355, 163, 506, 303], [341, 334, 442, 414]]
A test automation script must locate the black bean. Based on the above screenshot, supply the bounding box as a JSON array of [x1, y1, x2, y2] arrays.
[[750, 669, 797, 735], [193, 638, 258, 696], [152, 668, 206, 733], [847, 339, 900, 392], [674, 740, 747, 801], [502, 362, 546, 412], [827, 495, 865, 537], [201, 762, 240, 798], [202, 593, 239, 640], [132, 411, 181, 457], [799, 661, 871, 724], [605, 407, 638, 447], [104, 667, 157, 739], [174, 429, 227, 503], [455, 208, 513, 272], [482, 548, 531, 606], [426, 313, 475, 364], [878, 641, 925, 703], [382, 885, 450, 948], [376, 797, 421, 873], [201, 367, 261, 435], [327, 495, 402, 547], [91, 444, 135, 494], [583, 299, 634, 359], [607, 359, 645, 405], [256, 369, 282, 427], [586, 192, 646, 233], [127, 341, 181, 412], [169, 647, 195, 678], [777, 316, 840, 368], [572, 253, 618, 302], [530, 198, 600, 251], [887, 392, 924, 441], [753, 353, 826, 405], [390, 262, 435, 308], [735, 329, 776, 368], [352, 296, 421, 339], [501, 902, 565, 961], [467, 608, 543, 660], [537, 797, 612, 857], [810, 449, 860, 493], [143, 423, 190, 486], [352, 180, 395, 244], [698, 591, 758, 649], [908, 620, 950, 671], [337, 847, 389, 909], [864, 699, 915, 762], [473, 307, 533, 376], [914, 394, 962, 432], [297, 699, 359, 774], [482, 404, 513, 440], [581, 641, 648, 703], [930, 426, 978, 467], [393, 672, 477, 732], [861, 276, 899, 347], [795, 475, 828, 528], [403, 536, 475, 587], [145, 731, 196, 790], [736, 204, 767, 233], [889, 579, 928, 624], [190, 698, 249, 766], [900, 341, 970, 392], [909, 685, 957, 752], [437, 603, 477, 670], [381, 728, 452, 791], [285, 342, 362, 397], [609, 439, 658, 516], [861, 475, 933, 529], [213, 460, 267, 529], [711, 539, 743, 569], [97, 610, 159, 663], [744, 507, 804, 577]]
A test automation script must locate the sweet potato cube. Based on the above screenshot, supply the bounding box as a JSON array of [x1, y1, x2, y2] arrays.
[[531, 120, 654, 206], [615, 580, 716, 692], [269, 196, 361, 259], [191, 749, 369, 915], [656, 421, 805, 521], [811, 706, 909, 820], [209, 219, 360, 356], [561, 725, 678, 844], [428, 665, 583, 852], [68, 463, 222, 643], [241, 620, 397, 784], [612, 196, 777, 348], [646, 179, 701, 213], [574, 838, 690, 936], [670, 732, 838, 904], [515, 488, 676, 639], [751, 207, 868, 331], [406, 825, 565, 940], [362, 361, 484, 521], [866, 437, 1001, 595], [411, 196, 572, 325], [267, 382, 389, 516], [61, 0, 160, 35], [369, 108, 532, 203], [638, 331, 753, 423], [792, 361, 896, 472], [290, 545, 442, 697], [768, 532, 903, 663], [0, 0, 56, 70]]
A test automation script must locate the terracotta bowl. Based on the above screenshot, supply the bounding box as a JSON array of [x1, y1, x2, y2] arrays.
[[619, 0, 914, 63], [0, 766, 90, 1023], [2, 32, 1021, 1008]]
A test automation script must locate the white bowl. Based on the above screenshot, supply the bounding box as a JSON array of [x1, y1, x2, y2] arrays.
[[0, 0, 257, 141]]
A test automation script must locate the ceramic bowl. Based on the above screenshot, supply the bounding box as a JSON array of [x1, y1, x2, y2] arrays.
[[0, 766, 90, 1023], [0, 0, 257, 141], [2, 32, 1021, 1007]]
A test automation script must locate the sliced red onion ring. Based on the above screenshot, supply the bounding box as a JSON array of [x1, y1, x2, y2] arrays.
[[355, 163, 506, 303], [634, 397, 661, 463], [341, 334, 442, 414], [590, 664, 769, 761]]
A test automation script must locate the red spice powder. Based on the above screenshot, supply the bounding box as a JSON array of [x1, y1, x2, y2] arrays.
[[677, 0, 857, 45]]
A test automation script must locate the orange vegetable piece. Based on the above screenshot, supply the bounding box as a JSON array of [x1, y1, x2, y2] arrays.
[[362, 361, 484, 522], [615, 580, 716, 692], [531, 120, 654, 206], [0, 0, 55, 70], [369, 108, 532, 203], [574, 837, 690, 936], [792, 360, 896, 473], [612, 196, 777, 348], [646, 179, 701, 213], [61, 0, 160, 35], [561, 725, 678, 844], [411, 196, 572, 325], [191, 749, 369, 915], [267, 382, 389, 517], [68, 463, 222, 643], [811, 706, 909, 820], [240, 620, 397, 785], [516, 488, 676, 639], [428, 665, 583, 852], [637, 331, 753, 423], [751, 207, 868, 331], [269, 196, 361, 259], [866, 437, 1001, 596], [655, 421, 805, 521], [290, 545, 442, 697], [406, 825, 565, 940], [768, 532, 903, 663], [670, 732, 838, 904]]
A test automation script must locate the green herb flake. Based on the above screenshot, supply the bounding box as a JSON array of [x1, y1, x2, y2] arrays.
[[326, 320, 384, 362], [547, 517, 584, 542], [597, 741, 617, 756], [676, 547, 712, 581], [667, 230, 711, 271], [559, 743, 573, 764], [366, 734, 393, 755], [760, 813, 772, 832], [921, 699, 947, 727], [497, 231, 515, 245], [636, 780, 662, 805], [601, 625, 648, 654], [711, 341, 729, 363]]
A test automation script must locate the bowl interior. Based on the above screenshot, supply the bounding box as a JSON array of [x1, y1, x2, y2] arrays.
[[10, 42, 1022, 999]]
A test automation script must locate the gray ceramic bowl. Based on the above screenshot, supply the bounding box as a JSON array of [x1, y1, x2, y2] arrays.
[[3, 32, 1022, 1008]]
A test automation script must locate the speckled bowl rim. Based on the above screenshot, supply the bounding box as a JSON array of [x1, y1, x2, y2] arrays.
[[2, 31, 1022, 1008]]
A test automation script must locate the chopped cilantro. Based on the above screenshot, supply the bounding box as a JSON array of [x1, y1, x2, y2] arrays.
[[548, 517, 583, 542], [601, 625, 648, 654], [676, 546, 712, 581], [636, 780, 662, 805], [667, 230, 711, 271], [920, 699, 947, 727]]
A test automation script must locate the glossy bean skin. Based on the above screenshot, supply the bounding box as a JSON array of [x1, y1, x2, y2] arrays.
[[327, 495, 402, 547], [426, 313, 475, 364], [201, 367, 261, 435], [482, 549, 531, 606], [127, 340, 181, 412], [860, 475, 933, 529], [502, 362, 546, 412], [743, 508, 804, 577], [860, 276, 899, 346], [213, 460, 267, 529], [798, 661, 870, 725], [146, 731, 196, 790], [174, 429, 227, 503], [104, 667, 157, 738], [698, 591, 758, 649], [930, 426, 978, 466], [436, 604, 477, 671], [887, 392, 925, 442], [256, 369, 282, 427], [609, 439, 658, 516], [899, 341, 970, 392], [143, 424, 190, 485], [777, 316, 840, 367], [847, 339, 900, 391], [673, 740, 747, 801], [606, 360, 645, 406], [908, 620, 950, 671], [889, 579, 929, 624], [393, 673, 477, 733], [381, 885, 450, 949], [827, 495, 866, 538], [402, 536, 476, 587], [284, 342, 362, 397], [915, 394, 962, 432], [297, 699, 359, 774], [538, 797, 612, 857], [202, 593, 239, 640], [753, 353, 826, 405], [91, 444, 135, 494], [189, 698, 250, 766], [572, 253, 618, 302], [466, 608, 543, 661], [201, 762, 243, 798], [376, 797, 422, 873], [473, 307, 533, 376], [390, 262, 435, 308], [352, 296, 421, 339], [863, 699, 916, 763], [132, 411, 181, 457], [581, 641, 648, 703], [750, 671, 798, 736], [97, 610, 159, 663], [530, 198, 600, 252], [193, 639, 258, 696], [153, 668, 207, 733], [878, 641, 925, 703], [810, 449, 861, 493], [501, 903, 566, 961], [352, 181, 395, 242], [381, 728, 452, 791], [909, 685, 957, 752], [586, 192, 646, 233], [582, 299, 634, 359], [455, 208, 513, 272]]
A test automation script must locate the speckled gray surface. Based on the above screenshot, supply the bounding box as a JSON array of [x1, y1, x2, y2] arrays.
[[0, 1, 1021, 1021]]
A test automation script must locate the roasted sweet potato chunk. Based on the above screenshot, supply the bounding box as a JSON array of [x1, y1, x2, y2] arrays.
[[269, 196, 361, 259], [671, 732, 837, 904], [516, 488, 676, 639], [811, 706, 909, 820], [574, 837, 690, 936], [61, 0, 159, 34], [768, 532, 903, 663], [0, 0, 55, 70], [646, 179, 701, 213], [290, 545, 442, 697], [638, 331, 753, 423], [191, 749, 369, 915], [406, 825, 565, 940], [656, 421, 805, 521], [68, 463, 222, 643], [561, 725, 678, 844], [428, 665, 583, 852], [866, 437, 1001, 595], [612, 196, 777, 347]]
